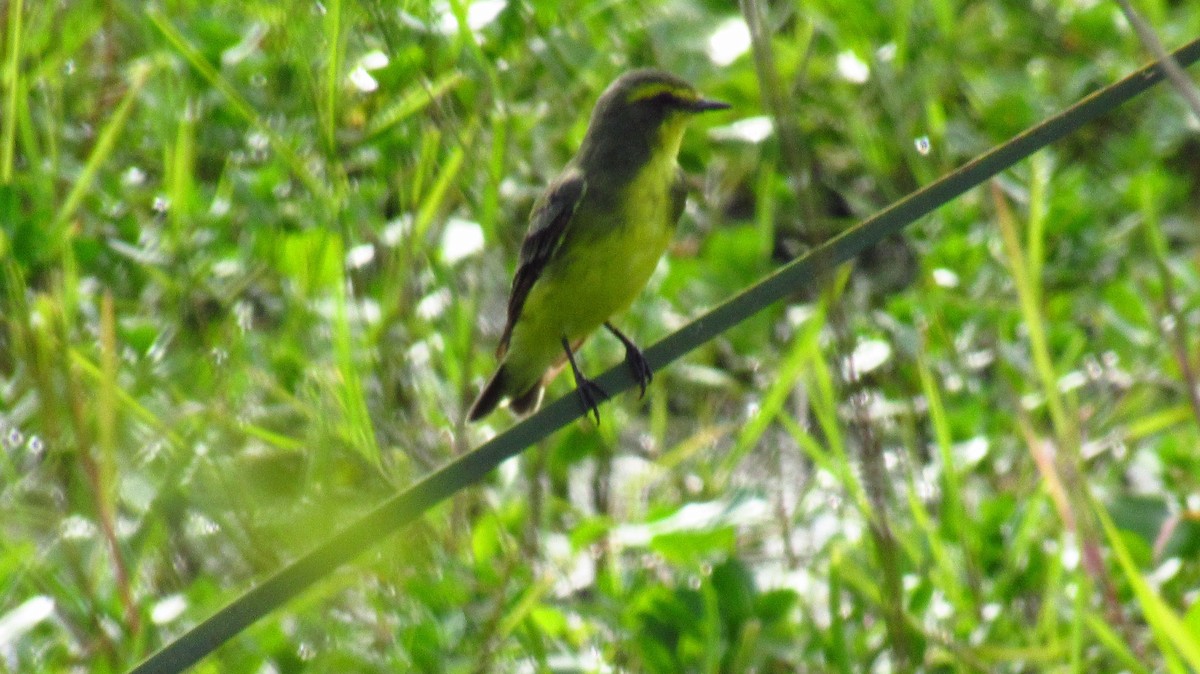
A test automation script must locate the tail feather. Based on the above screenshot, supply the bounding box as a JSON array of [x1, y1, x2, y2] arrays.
[[509, 383, 544, 416], [468, 365, 509, 422], [468, 364, 548, 422]]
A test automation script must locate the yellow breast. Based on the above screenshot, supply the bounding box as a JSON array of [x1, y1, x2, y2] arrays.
[[502, 120, 689, 381]]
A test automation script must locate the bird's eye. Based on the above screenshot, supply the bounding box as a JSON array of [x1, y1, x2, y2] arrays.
[[648, 92, 680, 108]]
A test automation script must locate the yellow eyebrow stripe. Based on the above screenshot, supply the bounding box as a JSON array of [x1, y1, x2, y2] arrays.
[[625, 82, 696, 104]]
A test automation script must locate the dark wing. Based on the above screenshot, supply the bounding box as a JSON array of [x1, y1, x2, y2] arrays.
[[496, 170, 587, 357]]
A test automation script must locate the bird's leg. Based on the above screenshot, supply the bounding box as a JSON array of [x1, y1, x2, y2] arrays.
[[561, 337, 608, 424], [604, 322, 653, 398]]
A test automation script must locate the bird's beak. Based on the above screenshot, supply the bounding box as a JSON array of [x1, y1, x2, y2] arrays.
[[689, 97, 731, 113]]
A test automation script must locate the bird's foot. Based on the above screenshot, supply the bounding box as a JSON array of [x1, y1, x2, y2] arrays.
[[623, 346, 653, 398], [605, 322, 653, 398], [562, 337, 608, 424], [574, 375, 609, 425]]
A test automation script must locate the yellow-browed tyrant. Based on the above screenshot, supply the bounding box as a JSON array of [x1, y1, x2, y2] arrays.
[[468, 69, 728, 423]]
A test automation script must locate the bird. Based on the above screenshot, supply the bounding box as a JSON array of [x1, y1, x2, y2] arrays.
[[467, 69, 728, 423]]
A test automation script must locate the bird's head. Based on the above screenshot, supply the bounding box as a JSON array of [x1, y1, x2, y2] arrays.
[[578, 69, 729, 177]]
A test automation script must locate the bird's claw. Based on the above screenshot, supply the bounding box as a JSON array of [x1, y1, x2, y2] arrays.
[[574, 377, 609, 425], [625, 346, 653, 399], [605, 322, 653, 399], [562, 336, 609, 425]]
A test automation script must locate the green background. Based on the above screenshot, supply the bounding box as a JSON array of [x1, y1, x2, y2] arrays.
[[3, 0, 1200, 671]]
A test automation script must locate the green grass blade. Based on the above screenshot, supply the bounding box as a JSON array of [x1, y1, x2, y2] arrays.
[[1, 0, 24, 182], [50, 61, 154, 245], [1097, 505, 1200, 669]]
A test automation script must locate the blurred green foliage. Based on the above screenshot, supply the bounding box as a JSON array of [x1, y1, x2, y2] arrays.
[[2, 0, 1200, 671]]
